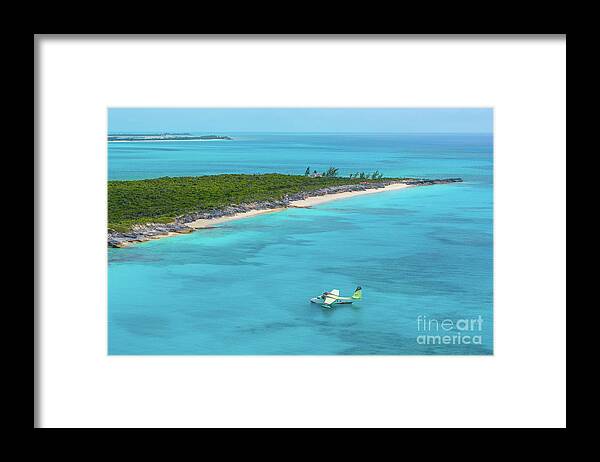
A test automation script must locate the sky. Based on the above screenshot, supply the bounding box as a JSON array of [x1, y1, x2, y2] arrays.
[[108, 108, 492, 134]]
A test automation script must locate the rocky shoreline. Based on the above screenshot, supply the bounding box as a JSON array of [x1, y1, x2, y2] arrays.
[[108, 178, 462, 248]]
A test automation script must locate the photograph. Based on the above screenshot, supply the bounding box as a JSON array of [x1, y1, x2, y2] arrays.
[[107, 108, 493, 355]]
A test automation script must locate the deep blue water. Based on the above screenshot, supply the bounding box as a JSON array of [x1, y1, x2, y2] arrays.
[[108, 133, 493, 354]]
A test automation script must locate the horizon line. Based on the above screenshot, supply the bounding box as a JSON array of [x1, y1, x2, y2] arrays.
[[107, 130, 493, 135]]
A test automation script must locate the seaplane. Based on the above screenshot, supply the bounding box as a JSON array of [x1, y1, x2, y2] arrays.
[[310, 287, 362, 308]]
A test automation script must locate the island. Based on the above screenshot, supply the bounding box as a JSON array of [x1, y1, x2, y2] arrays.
[[108, 133, 233, 141], [108, 173, 463, 247]]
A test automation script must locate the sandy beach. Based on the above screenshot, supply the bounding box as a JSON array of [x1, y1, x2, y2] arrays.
[[187, 182, 412, 229], [187, 207, 287, 229], [289, 182, 411, 207]]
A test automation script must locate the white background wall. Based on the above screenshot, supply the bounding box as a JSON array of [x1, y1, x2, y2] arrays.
[[36, 36, 566, 428]]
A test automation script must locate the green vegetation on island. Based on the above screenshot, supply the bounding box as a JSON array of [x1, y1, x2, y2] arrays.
[[108, 172, 406, 232]]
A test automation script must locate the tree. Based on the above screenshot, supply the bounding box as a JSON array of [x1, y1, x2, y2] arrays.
[[324, 167, 339, 177]]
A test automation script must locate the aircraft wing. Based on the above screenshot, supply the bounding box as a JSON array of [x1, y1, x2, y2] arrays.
[[322, 295, 337, 305], [323, 289, 340, 306]]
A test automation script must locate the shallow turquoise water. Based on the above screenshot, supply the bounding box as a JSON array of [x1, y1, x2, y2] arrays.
[[108, 133, 493, 354]]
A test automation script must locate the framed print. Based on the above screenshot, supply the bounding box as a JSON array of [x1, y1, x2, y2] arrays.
[[35, 35, 566, 428]]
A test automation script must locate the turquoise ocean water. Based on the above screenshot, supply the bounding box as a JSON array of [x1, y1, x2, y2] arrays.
[[108, 133, 493, 354]]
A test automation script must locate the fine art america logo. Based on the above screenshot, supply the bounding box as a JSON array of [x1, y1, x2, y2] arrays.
[[416, 315, 484, 346]]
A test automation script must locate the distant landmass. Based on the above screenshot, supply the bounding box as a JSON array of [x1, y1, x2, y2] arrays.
[[108, 133, 233, 141]]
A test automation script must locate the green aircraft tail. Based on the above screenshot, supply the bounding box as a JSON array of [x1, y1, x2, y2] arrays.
[[351, 286, 362, 300]]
